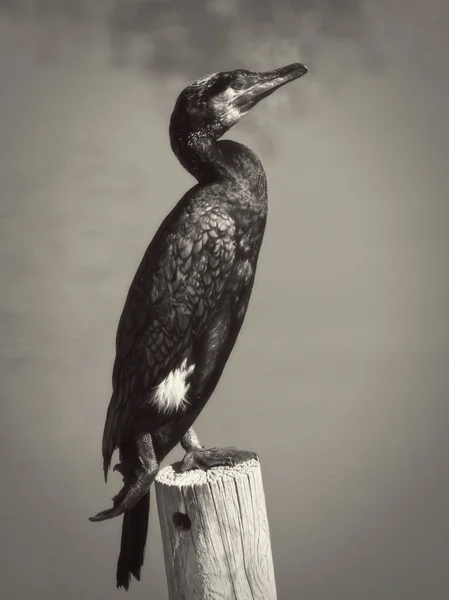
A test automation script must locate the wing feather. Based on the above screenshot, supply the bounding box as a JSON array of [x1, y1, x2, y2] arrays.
[[101, 202, 236, 476]]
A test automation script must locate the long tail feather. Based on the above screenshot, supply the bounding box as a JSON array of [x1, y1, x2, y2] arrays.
[[116, 491, 150, 590]]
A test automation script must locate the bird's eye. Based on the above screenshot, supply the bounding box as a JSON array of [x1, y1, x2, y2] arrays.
[[232, 80, 245, 90]]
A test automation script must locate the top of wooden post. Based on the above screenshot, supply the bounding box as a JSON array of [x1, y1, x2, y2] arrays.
[[155, 457, 261, 488]]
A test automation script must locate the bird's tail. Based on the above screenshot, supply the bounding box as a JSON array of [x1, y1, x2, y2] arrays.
[[116, 490, 150, 590]]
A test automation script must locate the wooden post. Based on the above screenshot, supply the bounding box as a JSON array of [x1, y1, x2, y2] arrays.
[[155, 457, 277, 600]]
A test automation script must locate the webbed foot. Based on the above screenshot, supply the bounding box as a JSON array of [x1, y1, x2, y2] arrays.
[[89, 507, 117, 522], [89, 433, 159, 523], [89, 467, 158, 522], [178, 446, 259, 473]]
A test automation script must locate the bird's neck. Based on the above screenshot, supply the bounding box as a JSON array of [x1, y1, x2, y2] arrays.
[[171, 131, 265, 187], [173, 134, 221, 183]]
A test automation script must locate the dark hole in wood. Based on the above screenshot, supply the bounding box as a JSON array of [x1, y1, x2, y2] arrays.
[[173, 512, 191, 531]]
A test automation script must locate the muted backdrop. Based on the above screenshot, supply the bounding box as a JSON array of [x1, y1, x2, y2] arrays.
[[1, 1, 449, 599]]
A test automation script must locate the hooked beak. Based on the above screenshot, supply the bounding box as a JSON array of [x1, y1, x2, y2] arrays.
[[235, 63, 308, 110]]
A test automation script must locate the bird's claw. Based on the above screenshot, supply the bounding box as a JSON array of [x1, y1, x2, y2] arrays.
[[89, 480, 131, 522], [88, 495, 128, 522], [113, 461, 136, 479], [89, 467, 157, 523], [88, 507, 118, 522], [178, 446, 259, 472]]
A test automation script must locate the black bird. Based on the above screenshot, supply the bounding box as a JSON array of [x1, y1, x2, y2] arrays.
[[89, 62, 308, 590]]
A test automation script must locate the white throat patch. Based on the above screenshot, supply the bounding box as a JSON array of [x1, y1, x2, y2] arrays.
[[209, 87, 242, 126], [151, 359, 195, 414]]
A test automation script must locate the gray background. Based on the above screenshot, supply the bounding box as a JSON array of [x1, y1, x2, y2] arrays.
[[1, 1, 448, 599]]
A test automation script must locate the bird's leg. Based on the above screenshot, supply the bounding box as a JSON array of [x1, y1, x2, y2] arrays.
[[179, 427, 259, 472], [89, 433, 159, 522], [181, 427, 204, 452]]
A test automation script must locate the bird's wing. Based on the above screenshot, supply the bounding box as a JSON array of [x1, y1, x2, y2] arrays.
[[101, 202, 236, 476]]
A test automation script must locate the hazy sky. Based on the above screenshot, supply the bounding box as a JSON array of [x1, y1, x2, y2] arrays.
[[1, 1, 448, 599]]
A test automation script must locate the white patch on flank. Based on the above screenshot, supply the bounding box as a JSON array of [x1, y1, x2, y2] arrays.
[[151, 359, 195, 414]]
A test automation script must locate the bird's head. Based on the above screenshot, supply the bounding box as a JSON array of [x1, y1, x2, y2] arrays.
[[170, 63, 308, 146]]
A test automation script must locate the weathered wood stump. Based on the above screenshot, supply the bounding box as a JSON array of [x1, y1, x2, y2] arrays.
[[155, 455, 277, 600]]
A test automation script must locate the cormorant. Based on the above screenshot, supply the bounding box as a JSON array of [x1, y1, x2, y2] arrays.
[[89, 62, 308, 590]]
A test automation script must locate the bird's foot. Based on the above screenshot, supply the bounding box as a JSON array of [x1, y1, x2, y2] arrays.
[[178, 446, 258, 473], [89, 466, 158, 523], [112, 461, 137, 481]]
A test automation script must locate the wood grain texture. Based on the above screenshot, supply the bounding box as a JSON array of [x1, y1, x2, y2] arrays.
[[155, 459, 277, 600]]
